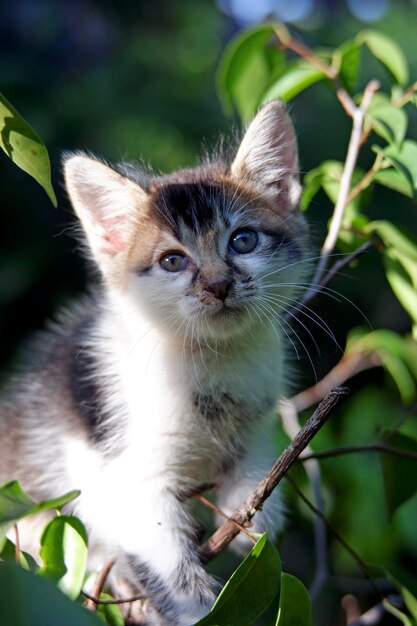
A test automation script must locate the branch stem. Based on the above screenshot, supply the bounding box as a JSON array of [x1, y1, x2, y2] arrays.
[[200, 388, 348, 563], [302, 80, 379, 305]]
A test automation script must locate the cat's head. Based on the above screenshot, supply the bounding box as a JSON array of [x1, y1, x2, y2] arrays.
[[64, 101, 308, 341]]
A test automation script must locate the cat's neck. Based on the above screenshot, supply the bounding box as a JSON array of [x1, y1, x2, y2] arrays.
[[101, 288, 283, 400]]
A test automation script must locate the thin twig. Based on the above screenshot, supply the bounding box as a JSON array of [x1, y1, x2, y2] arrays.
[[301, 80, 379, 306], [280, 36, 337, 80], [84, 557, 116, 611], [348, 595, 404, 626], [345, 153, 384, 206], [280, 399, 328, 600], [319, 242, 372, 292], [285, 475, 381, 598], [292, 352, 380, 413], [195, 494, 256, 544], [13, 524, 20, 565], [82, 590, 147, 606], [301, 442, 417, 462], [200, 388, 349, 563]]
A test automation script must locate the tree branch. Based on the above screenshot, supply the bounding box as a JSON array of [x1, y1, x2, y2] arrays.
[[301, 442, 417, 462], [301, 80, 379, 306], [84, 558, 115, 611], [280, 398, 328, 599], [200, 387, 349, 563], [285, 475, 380, 595], [292, 352, 380, 413]]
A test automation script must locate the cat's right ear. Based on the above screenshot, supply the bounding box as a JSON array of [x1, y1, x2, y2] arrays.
[[64, 154, 148, 265], [230, 101, 301, 210]]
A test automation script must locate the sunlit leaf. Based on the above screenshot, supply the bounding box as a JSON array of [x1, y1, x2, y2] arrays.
[[216, 25, 283, 122], [366, 221, 417, 263], [0, 93, 57, 206], [372, 169, 413, 198], [366, 98, 407, 146], [275, 573, 312, 626], [346, 328, 417, 403], [374, 140, 417, 198], [96, 593, 125, 626], [194, 534, 281, 626], [0, 561, 102, 626], [0, 537, 38, 571], [0, 480, 80, 536], [263, 62, 325, 103], [39, 515, 88, 600], [333, 39, 361, 93], [384, 599, 416, 626], [357, 30, 409, 86], [384, 255, 417, 341]]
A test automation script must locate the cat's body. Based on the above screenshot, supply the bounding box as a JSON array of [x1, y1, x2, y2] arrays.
[[0, 102, 308, 625]]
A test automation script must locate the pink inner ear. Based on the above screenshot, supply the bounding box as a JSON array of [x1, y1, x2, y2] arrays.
[[102, 217, 128, 254]]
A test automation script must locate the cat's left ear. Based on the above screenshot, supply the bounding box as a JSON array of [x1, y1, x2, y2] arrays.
[[230, 100, 301, 209], [64, 154, 149, 263]]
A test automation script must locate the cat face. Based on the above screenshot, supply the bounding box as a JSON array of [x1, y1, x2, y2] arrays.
[[64, 101, 308, 341]]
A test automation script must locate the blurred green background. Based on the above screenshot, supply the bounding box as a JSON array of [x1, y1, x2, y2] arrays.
[[2, 1, 417, 624]]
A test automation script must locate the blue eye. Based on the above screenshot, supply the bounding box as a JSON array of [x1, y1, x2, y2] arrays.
[[160, 252, 188, 272], [229, 230, 259, 254]]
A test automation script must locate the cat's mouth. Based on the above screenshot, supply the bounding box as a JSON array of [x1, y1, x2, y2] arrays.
[[203, 301, 244, 322]]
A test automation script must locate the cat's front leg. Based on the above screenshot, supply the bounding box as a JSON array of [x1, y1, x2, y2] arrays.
[[85, 487, 217, 626], [215, 422, 285, 552]]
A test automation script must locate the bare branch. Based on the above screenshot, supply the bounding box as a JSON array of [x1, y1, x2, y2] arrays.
[[347, 595, 405, 626], [280, 399, 328, 599], [84, 557, 116, 611], [285, 475, 380, 595], [319, 242, 372, 292], [200, 388, 349, 563], [292, 352, 380, 413], [13, 524, 20, 566], [301, 80, 379, 306], [82, 590, 147, 606], [195, 494, 256, 544], [301, 442, 417, 463]]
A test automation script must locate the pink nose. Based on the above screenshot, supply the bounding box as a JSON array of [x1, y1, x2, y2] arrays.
[[206, 279, 232, 302]]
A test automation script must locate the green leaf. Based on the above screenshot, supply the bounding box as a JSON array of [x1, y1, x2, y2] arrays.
[[384, 255, 417, 341], [0, 561, 103, 626], [0, 93, 57, 206], [376, 140, 417, 198], [357, 30, 409, 86], [0, 536, 38, 571], [365, 220, 417, 339], [379, 431, 417, 516], [333, 39, 362, 93], [194, 534, 281, 626], [216, 25, 283, 122], [276, 573, 312, 626], [366, 99, 408, 146], [372, 169, 413, 198], [384, 599, 417, 626], [0, 480, 80, 535], [346, 328, 417, 403], [366, 221, 417, 263], [96, 593, 125, 626], [263, 62, 325, 102], [372, 145, 415, 198], [39, 515, 88, 600]]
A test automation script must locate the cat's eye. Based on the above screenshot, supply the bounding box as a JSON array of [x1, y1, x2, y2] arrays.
[[229, 230, 259, 254], [159, 252, 188, 273]]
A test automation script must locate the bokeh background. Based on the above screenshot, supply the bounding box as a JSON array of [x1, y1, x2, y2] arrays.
[[2, 1, 417, 624]]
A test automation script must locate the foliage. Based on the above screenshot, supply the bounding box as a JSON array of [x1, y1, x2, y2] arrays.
[[2, 7, 417, 626], [215, 18, 417, 625]]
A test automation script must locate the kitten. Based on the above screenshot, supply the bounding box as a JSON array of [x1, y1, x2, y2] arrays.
[[0, 101, 307, 625]]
